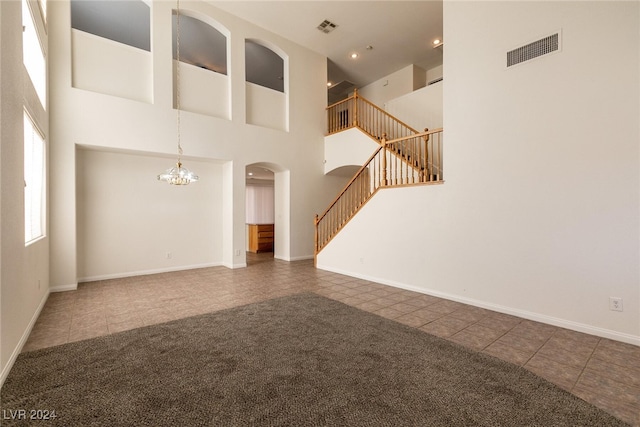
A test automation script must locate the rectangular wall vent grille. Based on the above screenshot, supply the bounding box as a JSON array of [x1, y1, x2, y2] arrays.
[[507, 33, 559, 67]]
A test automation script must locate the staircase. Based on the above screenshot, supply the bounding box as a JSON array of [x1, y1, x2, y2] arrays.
[[327, 89, 419, 142], [315, 90, 443, 256]]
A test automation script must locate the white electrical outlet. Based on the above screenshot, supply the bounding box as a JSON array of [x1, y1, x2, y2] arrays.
[[609, 297, 623, 312]]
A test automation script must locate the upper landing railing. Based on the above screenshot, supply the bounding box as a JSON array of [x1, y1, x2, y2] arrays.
[[327, 89, 419, 142]]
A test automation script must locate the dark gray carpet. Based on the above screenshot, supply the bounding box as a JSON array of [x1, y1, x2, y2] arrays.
[[1, 293, 628, 426]]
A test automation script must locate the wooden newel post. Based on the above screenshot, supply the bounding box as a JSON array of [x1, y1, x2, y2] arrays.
[[423, 128, 430, 182], [314, 214, 319, 252], [314, 214, 319, 266], [381, 133, 388, 186], [353, 88, 358, 127]]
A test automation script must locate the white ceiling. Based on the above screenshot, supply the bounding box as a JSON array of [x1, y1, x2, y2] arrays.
[[210, 1, 444, 88]]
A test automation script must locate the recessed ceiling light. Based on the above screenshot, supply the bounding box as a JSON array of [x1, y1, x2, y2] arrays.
[[327, 82, 332, 87], [433, 39, 441, 45], [248, 172, 253, 176], [351, 53, 358, 59]]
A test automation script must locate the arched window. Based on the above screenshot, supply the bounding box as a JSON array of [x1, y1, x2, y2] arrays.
[[245, 40, 284, 92], [172, 13, 227, 75], [244, 39, 288, 130], [171, 11, 230, 119]]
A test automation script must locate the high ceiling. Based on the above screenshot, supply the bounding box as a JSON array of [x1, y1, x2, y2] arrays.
[[71, 1, 443, 92], [211, 1, 444, 88]]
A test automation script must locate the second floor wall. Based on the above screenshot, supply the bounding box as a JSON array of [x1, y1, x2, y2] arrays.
[[69, 0, 293, 131]]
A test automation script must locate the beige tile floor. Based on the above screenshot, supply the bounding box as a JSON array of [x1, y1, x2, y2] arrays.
[[23, 253, 640, 426]]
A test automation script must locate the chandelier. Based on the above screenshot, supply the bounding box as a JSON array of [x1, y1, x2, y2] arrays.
[[158, 0, 198, 185]]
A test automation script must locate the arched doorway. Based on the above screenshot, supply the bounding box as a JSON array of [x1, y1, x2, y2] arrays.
[[245, 163, 290, 264], [245, 165, 274, 262]]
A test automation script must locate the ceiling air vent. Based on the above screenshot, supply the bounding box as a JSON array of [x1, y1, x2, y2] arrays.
[[317, 20, 338, 34], [507, 32, 560, 67]]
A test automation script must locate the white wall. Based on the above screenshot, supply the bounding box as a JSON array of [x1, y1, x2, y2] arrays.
[[72, 29, 153, 104], [176, 61, 230, 119], [1, 0, 50, 385], [48, 0, 332, 291], [386, 81, 442, 132], [76, 149, 223, 280], [426, 65, 443, 83], [318, 1, 640, 345], [245, 82, 286, 131], [359, 64, 426, 108], [324, 128, 380, 174]]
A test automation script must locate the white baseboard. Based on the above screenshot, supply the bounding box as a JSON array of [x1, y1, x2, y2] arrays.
[[286, 254, 314, 261], [316, 264, 640, 347], [273, 254, 313, 262], [77, 262, 224, 283], [50, 283, 78, 293], [0, 290, 50, 388]]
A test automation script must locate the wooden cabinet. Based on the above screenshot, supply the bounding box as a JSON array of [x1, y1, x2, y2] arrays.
[[248, 224, 274, 253]]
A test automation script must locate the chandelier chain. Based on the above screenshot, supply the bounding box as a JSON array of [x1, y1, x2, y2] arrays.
[[176, 0, 182, 160], [157, 0, 198, 185]]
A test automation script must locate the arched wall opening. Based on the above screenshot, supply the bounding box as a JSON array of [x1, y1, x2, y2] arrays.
[[172, 9, 231, 119], [244, 39, 289, 131], [70, 0, 153, 103]]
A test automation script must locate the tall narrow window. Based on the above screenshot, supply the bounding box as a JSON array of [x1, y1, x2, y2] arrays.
[[24, 112, 45, 244], [22, 0, 47, 108], [38, 0, 47, 23]]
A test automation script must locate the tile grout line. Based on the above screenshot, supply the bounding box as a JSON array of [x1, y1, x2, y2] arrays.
[[570, 336, 602, 393], [467, 318, 521, 354]]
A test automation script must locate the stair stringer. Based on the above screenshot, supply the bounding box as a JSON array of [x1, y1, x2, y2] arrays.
[[316, 184, 444, 278]]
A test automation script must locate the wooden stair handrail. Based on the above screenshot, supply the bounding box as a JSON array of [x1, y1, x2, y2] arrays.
[[326, 94, 355, 111], [356, 95, 420, 136], [316, 144, 384, 224], [318, 129, 440, 223], [315, 129, 443, 256], [385, 127, 443, 144]]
